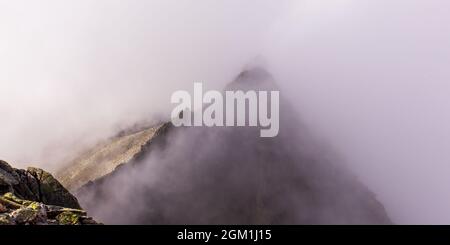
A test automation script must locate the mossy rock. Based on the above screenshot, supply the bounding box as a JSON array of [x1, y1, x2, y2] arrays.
[[11, 208, 38, 224], [56, 211, 80, 225], [0, 194, 23, 209], [46, 206, 86, 219], [0, 214, 14, 225], [0, 161, 82, 209], [0, 161, 99, 225], [27, 167, 82, 209], [10, 200, 47, 225], [3, 192, 32, 206]]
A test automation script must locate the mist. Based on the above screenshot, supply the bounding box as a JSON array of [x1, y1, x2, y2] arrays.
[[2, 0, 450, 224], [262, 0, 450, 224], [0, 0, 290, 169]]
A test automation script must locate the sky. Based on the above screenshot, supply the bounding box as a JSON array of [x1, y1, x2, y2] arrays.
[[0, 0, 291, 167], [1, 0, 450, 224]]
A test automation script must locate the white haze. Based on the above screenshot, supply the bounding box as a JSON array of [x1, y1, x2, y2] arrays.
[[0, 0, 290, 169], [1, 0, 450, 224]]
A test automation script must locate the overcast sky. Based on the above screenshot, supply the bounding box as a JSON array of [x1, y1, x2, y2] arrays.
[[1, 0, 450, 224]]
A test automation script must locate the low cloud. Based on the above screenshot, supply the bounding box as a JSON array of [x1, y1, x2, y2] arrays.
[[2, 0, 450, 224]]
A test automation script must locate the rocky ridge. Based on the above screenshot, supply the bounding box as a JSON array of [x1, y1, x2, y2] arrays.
[[56, 124, 166, 192], [71, 68, 392, 224], [0, 160, 98, 225]]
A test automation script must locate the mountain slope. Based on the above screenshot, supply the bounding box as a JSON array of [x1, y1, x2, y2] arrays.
[[56, 124, 166, 192], [62, 67, 391, 224]]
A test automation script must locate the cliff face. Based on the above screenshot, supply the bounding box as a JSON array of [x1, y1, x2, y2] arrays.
[[61, 67, 391, 225], [0, 160, 99, 225]]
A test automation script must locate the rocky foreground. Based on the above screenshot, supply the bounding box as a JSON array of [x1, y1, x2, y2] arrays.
[[0, 160, 99, 225]]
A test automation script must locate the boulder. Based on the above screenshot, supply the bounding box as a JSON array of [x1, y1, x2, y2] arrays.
[[0, 160, 98, 225], [0, 160, 81, 209]]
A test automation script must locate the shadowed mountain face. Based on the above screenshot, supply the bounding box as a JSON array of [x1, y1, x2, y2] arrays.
[[72, 68, 391, 224]]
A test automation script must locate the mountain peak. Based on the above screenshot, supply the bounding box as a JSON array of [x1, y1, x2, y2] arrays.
[[226, 66, 278, 91]]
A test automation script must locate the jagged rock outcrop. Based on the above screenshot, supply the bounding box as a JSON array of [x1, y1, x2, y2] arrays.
[[0, 160, 99, 225], [0, 160, 80, 209]]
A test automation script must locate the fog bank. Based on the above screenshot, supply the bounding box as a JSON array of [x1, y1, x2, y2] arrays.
[[1, 0, 450, 224]]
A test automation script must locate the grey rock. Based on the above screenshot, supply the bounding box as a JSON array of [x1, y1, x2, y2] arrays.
[[0, 192, 99, 225], [0, 160, 81, 209]]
